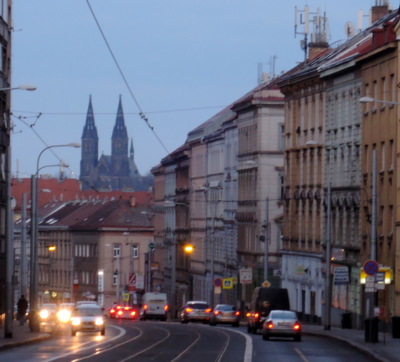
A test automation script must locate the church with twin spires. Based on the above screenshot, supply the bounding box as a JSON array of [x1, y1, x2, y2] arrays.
[[79, 96, 142, 191]]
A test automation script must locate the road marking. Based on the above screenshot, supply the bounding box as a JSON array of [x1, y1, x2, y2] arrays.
[[44, 325, 126, 362], [220, 327, 252, 362], [170, 330, 201, 362], [294, 347, 310, 362]]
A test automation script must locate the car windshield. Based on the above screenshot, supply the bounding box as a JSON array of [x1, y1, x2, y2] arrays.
[[188, 303, 209, 309], [215, 305, 235, 311], [270, 311, 296, 319], [74, 308, 102, 317]]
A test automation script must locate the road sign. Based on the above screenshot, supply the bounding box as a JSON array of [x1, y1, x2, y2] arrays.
[[223, 278, 233, 289], [213, 277, 223, 287], [129, 273, 136, 286], [240, 268, 252, 284], [261, 280, 271, 288], [149, 242, 155, 250], [363, 260, 379, 276]]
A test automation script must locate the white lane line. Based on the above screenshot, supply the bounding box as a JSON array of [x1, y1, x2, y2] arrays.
[[220, 327, 252, 362], [43, 325, 126, 362], [294, 347, 310, 362], [119, 326, 171, 361]]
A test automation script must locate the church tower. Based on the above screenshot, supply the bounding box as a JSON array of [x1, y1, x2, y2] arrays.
[[80, 95, 98, 189], [111, 96, 130, 189]]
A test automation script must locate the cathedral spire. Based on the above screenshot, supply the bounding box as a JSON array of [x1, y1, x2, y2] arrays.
[[112, 95, 128, 138], [82, 95, 98, 138]]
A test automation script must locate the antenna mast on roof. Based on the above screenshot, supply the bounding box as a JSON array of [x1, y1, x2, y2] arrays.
[[295, 6, 329, 61]]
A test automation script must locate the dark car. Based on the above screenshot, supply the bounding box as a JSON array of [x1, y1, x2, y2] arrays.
[[261, 310, 302, 341], [115, 306, 139, 320], [180, 301, 212, 323], [247, 287, 290, 334], [210, 304, 240, 327]]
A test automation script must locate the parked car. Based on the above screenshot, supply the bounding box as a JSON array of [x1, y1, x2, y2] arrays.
[[247, 287, 290, 334], [180, 301, 212, 323], [71, 303, 105, 336], [115, 305, 139, 320], [140, 292, 168, 321], [210, 304, 240, 327], [261, 310, 302, 341]]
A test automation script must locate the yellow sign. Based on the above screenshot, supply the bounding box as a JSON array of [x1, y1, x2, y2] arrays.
[[123, 293, 129, 301], [360, 267, 392, 284], [222, 278, 233, 289]]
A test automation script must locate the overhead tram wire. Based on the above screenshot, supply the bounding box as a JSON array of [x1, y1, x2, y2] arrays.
[[85, 0, 169, 155]]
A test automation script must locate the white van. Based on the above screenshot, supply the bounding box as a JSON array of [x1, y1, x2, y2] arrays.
[[140, 292, 168, 321]]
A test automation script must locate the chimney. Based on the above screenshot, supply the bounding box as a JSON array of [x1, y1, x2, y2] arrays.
[[308, 42, 329, 61], [371, 1, 390, 23], [130, 196, 136, 208]]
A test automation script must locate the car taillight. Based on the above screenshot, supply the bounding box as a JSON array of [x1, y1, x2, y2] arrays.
[[110, 309, 115, 313], [131, 311, 136, 316], [164, 305, 169, 311], [246, 312, 251, 317], [235, 311, 240, 316], [205, 308, 212, 313], [293, 323, 301, 330], [214, 311, 220, 315], [254, 313, 260, 319], [267, 322, 274, 329], [118, 310, 123, 315], [143, 304, 148, 310], [124, 307, 129, 310], [185, 308, 193, 313]]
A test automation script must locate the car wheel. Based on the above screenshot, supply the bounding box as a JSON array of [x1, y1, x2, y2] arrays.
[[262, 333, 269, 341], [101, 328, 105, 336], [71, 330, 77, 336], [233, 322, 239, 327], [251, 326, 257, 334], [294, 335, 301, 342], [247, 324, 252, 333]]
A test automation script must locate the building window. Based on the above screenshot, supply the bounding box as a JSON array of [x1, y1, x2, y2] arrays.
[[113, 272, 118, 285], [132, 245, 139, 259], [113, 245, 120, 258]]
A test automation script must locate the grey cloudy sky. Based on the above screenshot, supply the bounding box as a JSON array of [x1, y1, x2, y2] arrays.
[[10, 0, 386, 178]]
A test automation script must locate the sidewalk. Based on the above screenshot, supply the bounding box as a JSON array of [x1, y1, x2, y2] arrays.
[[0, 319, 50, 350]]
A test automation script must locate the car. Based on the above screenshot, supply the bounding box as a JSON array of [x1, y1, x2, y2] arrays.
[[115, 305, 139, 320], [109, 304, 123, 319], [180, 301, 212, 324], [39, 303, 59, 332], [57, 303, 76, 323], [209, 304, 240, 327], [71, 303, 105, 336], [261, 310, 302, 342], [140, 292, 168, 321]]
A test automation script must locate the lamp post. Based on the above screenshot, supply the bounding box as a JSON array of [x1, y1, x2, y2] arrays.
[[29, 143, 80, 332], [4, 84, 37, 338]]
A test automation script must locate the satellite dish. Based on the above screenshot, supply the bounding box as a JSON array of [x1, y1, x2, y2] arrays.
[[345, 21, 355, 38]]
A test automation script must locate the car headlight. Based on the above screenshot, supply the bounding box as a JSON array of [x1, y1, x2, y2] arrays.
[[40, 310, 49, 319], [58, 309, 72, 323], [71, 317, 81, 326], [95, 317, 104, 326]]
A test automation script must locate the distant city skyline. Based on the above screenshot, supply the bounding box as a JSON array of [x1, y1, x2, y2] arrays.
[[10, 0, 383, 178]]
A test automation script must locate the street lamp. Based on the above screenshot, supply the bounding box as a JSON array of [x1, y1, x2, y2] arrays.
[[4, 84, 37, 338], [29, 143, 80, 332]]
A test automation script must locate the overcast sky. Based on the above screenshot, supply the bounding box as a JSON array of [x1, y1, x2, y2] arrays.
[[10, 0, 389, 179]]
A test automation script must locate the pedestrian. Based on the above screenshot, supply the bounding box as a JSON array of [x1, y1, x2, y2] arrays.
[[17, 294, 28, 326]]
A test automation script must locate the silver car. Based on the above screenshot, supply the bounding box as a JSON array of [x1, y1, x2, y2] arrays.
[[261, 310, 302, 341], [180, 301, 212, 323], [210, 304, 240, 327]]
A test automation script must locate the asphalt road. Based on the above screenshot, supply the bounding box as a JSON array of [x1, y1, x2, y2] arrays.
[[0, 320, 379, 362]]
